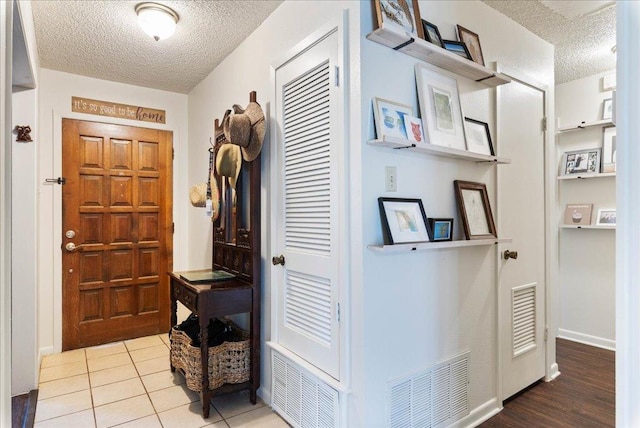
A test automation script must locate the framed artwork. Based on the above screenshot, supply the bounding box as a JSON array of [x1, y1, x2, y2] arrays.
[[374, 0, 424, 40], [457, 25, 485, 66], [560, 148, 601, 175], [464, 117, 494, 156], [378, 197, 431, 244], [372, 97, 414, 140], [564, 203, 593, 226], [453, 180, 497, 240], [602, 98, 613, 120], [415, 64, 467, 150], [422, 20, 443, 48], [442, 40, 472, 60], [403, 115, 425, 143], [602, 125, 616, 173], [595, 208, 616, 226], [428, 218, 453, 241]]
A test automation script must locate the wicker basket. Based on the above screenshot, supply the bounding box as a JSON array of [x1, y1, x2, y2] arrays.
[[170, 321, 250, 392]]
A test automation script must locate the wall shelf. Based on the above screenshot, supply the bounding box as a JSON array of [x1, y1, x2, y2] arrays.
[[557, 172, 616, 180], [557, 119, 614, 133], [368, 136, 511, 164], [366, 25, 511, 88], [560, 225, 615, 230], [368, 238, 512, 253]]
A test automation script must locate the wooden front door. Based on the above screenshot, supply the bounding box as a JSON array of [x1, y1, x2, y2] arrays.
[[62, 119, 173, 350]]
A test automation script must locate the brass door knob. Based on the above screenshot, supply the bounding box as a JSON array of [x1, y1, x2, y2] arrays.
[[272, 255, 285, 266], [504, 250, 518, 260]]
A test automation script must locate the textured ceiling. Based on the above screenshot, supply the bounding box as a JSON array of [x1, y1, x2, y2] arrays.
[[483, 0, 616, 84], [31, 0, 282, 94]]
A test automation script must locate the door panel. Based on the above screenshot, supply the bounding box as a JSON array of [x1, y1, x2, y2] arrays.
[[62, 119, 173, 350]]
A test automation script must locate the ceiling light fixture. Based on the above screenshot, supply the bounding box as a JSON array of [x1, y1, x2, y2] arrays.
[[135, 3, 179, 41]]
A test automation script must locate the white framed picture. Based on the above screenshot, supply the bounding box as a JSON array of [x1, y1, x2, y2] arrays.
[[403, 115, 425, 143], [602, 125, 616, 173], [372, 97, 415, 140], [596, 208, 616, 226], [602, 98, 613, 120], [415, 64, 467, 150]]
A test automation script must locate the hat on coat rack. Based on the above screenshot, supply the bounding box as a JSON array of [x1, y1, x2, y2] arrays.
[[189, 183, 208, 207], [215, 143, 242, 190], [222, 101, 266, 162], [214, 109, 231, 149], [210, 170, 220, 221]]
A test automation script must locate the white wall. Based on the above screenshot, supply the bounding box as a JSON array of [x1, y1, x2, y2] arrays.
[[37, 69, 189, 355], [556, 71, 616, 350]]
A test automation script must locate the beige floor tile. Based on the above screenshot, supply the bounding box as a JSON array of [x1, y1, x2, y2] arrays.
[[86, 342, 127, 360], [90, 364, 139, 388], [134, 356, 170, 376], [129, 345, 169, 363], [88, 353, 132, 373], [148, 384, 199, 413], [91, 377, 146, 407], [39, 361, 87, 383], [211, 390, 265, 419], [33, 409, 95, 428], [226, 406, 289, 428], [38, 374, 90, 400], [140, 370, 184, 393], [124, 335, 164, 351], [94, 394, 155, 428], [113, 414, 163, 428], [34, 390, 93, 422], [159, 333, 171, 345], [41, 349, 86, 369], [157, 402, 223, 428]]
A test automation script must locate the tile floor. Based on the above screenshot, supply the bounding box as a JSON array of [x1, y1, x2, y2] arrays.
[[35, 334, 290, 428]]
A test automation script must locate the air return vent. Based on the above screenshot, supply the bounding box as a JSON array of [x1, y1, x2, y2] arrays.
[[512, 283, 537, 357]]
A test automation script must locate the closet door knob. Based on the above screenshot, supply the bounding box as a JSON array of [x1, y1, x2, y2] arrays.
[[503, 250, 518, 260], [272, 255, 285, 266]]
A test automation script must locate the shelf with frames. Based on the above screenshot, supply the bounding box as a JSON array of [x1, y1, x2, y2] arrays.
[[368, 238, 512, 253], [366, 24, 511, 88], [560, 225, 615, 230], [557, 119, 614, 133], [368, 136, 511, 164], [557, 172, 616, 180]]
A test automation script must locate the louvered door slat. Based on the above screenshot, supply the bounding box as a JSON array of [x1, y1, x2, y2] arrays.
[[512, 285, 537, 356]]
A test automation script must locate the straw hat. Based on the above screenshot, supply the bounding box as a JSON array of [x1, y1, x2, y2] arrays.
[[210, 170, 220, 221], [223, 102, 266, 162], [215, 143, 242, 190], [189, 183, 207, 207]]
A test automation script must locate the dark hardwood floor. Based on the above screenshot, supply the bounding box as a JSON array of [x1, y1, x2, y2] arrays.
[[11, 389, 38, 428], [480, 338, 615, 427]]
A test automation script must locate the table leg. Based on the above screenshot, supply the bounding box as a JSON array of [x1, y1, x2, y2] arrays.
[[200, 318, 210, 418], [170, 289, 177, 372]]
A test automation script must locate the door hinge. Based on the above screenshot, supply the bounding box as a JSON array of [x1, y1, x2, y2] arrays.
[[335, 66, 340, 87], [336, 302, 340, 323], [172, 222, 175, 234], [541, 117, 547, 132], [172, 148, 175, 160], [544, 326, 549, 342]]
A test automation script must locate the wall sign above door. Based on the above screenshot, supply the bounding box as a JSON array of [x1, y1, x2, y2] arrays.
[[71, 96, 166, 124]]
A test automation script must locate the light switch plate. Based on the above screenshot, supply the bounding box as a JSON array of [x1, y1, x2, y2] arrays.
[[385, 166, 397, 192]]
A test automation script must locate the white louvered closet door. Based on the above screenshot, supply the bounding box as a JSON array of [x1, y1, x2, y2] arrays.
[[274, 29, 341, 380]]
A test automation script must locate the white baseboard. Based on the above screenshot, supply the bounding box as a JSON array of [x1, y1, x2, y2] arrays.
[[558, 329, 616, 351], [37, 346, 54, 384], [449, 397, 502, 428], [257, 385, 271, 407], [546, 362, 561, 381]]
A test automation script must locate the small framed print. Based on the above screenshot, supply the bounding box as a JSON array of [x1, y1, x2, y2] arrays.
[[378, 197, 431, 244], [464, 117, 494, 156], [595, 208, 616, 226], [373, 98, 414, 140], [403, 115, 425, 143], [442, 40, 472, 60], [453, 180, 497, 240], [422, 20, 443, 48], [374, 0, 424, 39], [428, 218, 453, 241], [602, 98, 613, 120], [602, 125, 616, 173], [564, 203, 593, 226], [561, 148, 601, 175], [457, 25, 485, 66]]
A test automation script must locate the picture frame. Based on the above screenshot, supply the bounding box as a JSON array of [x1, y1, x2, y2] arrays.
[[403, 115, 425, 143], [374, 0, 424, 40], [456, 25, 485, 66], [421, 19, 443, 48], [372, 97, 415, 140], [560, 148, 601, 175], [415, 64, 467, 150], [464, 117, 494, 156], [602, 98, 613, 120], [453, 180, 497, 240], [442, 40, 472, 60], [595, 208, 616, 226], [564, 203, 593, 226], [378, 197, 432, 244], [602, 125, 616, 173], [428, 218, 453, 241]]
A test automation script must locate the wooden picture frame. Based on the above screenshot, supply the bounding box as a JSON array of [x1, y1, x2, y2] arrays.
[[372, 97, 415, 140], [464, 117, 494, 156], [374, 0, 424, 40], [442, 40, 472, 60], [428, 218, 453, 241], [422, 19, 443, 48], [454, 180, 497, 240], [595, 208, 616, 226], [560, 148, 602, 175], [457, 25, 485, 66], [378, 197, 432, 244]]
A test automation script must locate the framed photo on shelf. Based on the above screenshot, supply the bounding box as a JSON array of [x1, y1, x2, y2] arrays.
[[560, 148, 601, 175], [373, 0, 424, 39], [456, 25, 485, 66], [378, 197, 432, 244], [415, 64, 467, 150], [602, 125, 616, 173], [421, 20, 443, 48], [428, 218, 453, 241], [453, 180, 497, 240], [595, 208, 616, 226], [464, 117, 494, 156], [442, 40, 472, 60], [403, 115, 425, 143], [602, 98, 613, 120], [372, 97, 414, 140], [564, 203, 593, 226]]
